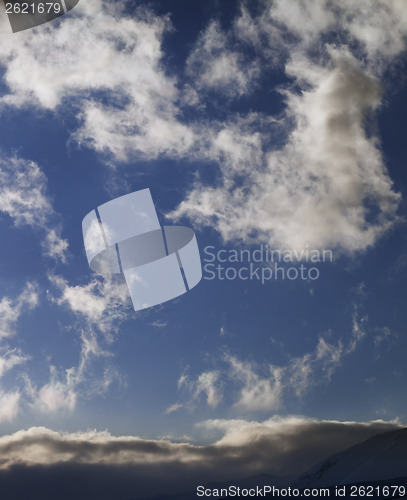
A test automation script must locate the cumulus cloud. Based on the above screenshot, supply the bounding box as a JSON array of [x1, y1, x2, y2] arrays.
[[0, 0, 195, 161], [253, 0, 407, 69], [0, 155, 68, 262], [170, 1, 406, 254], [0, 419, 401, 499], [0, 0, 403, 256], [172, 47, 401, 254], [339, 0, 407, 63]]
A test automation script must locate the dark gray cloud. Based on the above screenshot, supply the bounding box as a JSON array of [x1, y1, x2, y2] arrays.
[[0, 419, 402, 499]]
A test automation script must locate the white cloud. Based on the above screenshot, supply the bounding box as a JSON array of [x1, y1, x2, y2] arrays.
[[0, 0, 403, 430], [0, 157, 51, 226], [0, 1, 403, 257], [266, 0, 335, 47], [30, 328, 121, 415], [338, 0, 407, 63], [170, 1, 406, 255], [0, 350, 28, 378], [0, 283, 39, 422], [151, 320, 167, 328], [186, 20, 260, 98], [229, 304, 367, 411], [227, 355, 283, 411], [43, 229, 69, 263], [30, 325, 119, 414], [224, 335, 344, 413], [0, 155, 68, 262], [175, 295, 368, 413], [0, 274, 128, 418], [35, 366, 76, 413], [34, 274, 130, 414], [165, 402, 183, 415], [0, 390, 20, 423], [0, 282, 39, 340], [258, 0, 407, 68], [175, 369, 222, 411], [172, 48, 401, 254], [0, 0, 195, 161], [48, 274, 129, 331]]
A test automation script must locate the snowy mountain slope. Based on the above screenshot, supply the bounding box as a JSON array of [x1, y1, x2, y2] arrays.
[[294, 428, 407, 489]]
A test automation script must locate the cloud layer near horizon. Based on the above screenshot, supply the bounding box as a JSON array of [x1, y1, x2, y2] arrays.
[[0, 418, 401, 499]]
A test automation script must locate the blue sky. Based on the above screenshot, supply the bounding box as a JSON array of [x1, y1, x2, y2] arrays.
[[0, 0, 406, 496]]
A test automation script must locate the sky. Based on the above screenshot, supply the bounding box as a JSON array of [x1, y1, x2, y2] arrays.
[[0, 0, 406, 497]]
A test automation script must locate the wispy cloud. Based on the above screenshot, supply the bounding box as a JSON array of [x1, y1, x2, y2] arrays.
[[174, 370, 222, 411], [0, 155, 68, 263], [174, 293, 368, 413], [0, 282, 38, 340], [0, 273, 129, 417], [34, 366, 77, 413], [222, 334, 345, 413], [0, 282, 39, 422], [0, 390, 20, 423], [48, 273, 129, 334], [31, 274, 131, 414], [28, 327, 119, 415]]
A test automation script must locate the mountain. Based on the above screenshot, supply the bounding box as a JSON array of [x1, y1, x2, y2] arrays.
[[293, 427, 407, 489]]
